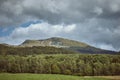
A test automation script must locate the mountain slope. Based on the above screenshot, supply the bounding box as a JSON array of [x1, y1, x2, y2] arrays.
[[20, 37, 117, 54], [0, 44, 77, 55], [20, 37, 89, 48]]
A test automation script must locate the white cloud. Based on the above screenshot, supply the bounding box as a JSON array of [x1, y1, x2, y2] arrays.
[[0, 22, 76, 45], [98, 44, 116, 51], [11, 22, 76, 37], [109, 0, 120, 13], [64, 24, 76, 33]]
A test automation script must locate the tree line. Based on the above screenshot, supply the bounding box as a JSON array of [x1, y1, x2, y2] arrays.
[[0, 44, 76, 55], [0, 54, 120, 76]]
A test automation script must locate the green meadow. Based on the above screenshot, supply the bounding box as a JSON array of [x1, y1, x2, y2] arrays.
[[0, 73, 109, 80]]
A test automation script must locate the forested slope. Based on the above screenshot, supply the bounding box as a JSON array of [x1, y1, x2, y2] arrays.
[[0, 44, 76, 55]]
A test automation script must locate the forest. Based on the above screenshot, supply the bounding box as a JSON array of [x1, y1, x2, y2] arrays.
[[0, 44, 76, 55], [0, 54, 120, 76]]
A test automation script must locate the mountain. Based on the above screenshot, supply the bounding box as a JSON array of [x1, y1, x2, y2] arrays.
[[20, 37, 117, 54], [20, 37, 89, 47], [0, 37, 117, 55]]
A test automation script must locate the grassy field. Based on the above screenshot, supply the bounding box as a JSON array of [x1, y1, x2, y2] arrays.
[[98, 76, 120, 80], [0, 73, 110, 80]]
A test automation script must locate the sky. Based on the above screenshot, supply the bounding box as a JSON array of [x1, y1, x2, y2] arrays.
[[0, 0, 120, 51]]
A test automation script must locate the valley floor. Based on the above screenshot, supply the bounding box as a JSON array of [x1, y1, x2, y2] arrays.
[[97, 76, 120, 80], [0, 73, 117, 80]]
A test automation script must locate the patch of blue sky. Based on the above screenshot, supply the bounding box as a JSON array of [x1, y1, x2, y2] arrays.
[[0, 20, 42, 37], [21, 20, 42, 27], [0, 27, 14, 37]]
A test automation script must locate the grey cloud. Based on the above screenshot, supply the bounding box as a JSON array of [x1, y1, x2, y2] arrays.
[[1, 0, 120, 25], [0, 0, 120, 51], [73, 18, 120, 51]]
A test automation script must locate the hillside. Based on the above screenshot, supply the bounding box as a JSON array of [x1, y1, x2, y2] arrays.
[[20, 37, 89, 47], [0, 44, 76, 55], [0, 37, 117, 55], [20, 37, 117, 54]]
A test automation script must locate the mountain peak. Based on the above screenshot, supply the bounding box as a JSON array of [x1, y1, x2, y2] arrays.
[[20, 37, 89, 48], [47, 37, 67, 41]]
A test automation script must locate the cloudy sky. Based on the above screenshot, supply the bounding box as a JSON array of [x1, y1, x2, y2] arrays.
[[0, 0, 120, 51]]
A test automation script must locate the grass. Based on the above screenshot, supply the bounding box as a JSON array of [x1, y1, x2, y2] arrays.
[[0, 73, 110, 80], [98, 76, 120, 80]]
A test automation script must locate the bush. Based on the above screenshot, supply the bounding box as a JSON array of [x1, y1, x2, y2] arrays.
[[64, 69, 72, 75], [51, 64, 61, 74]]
